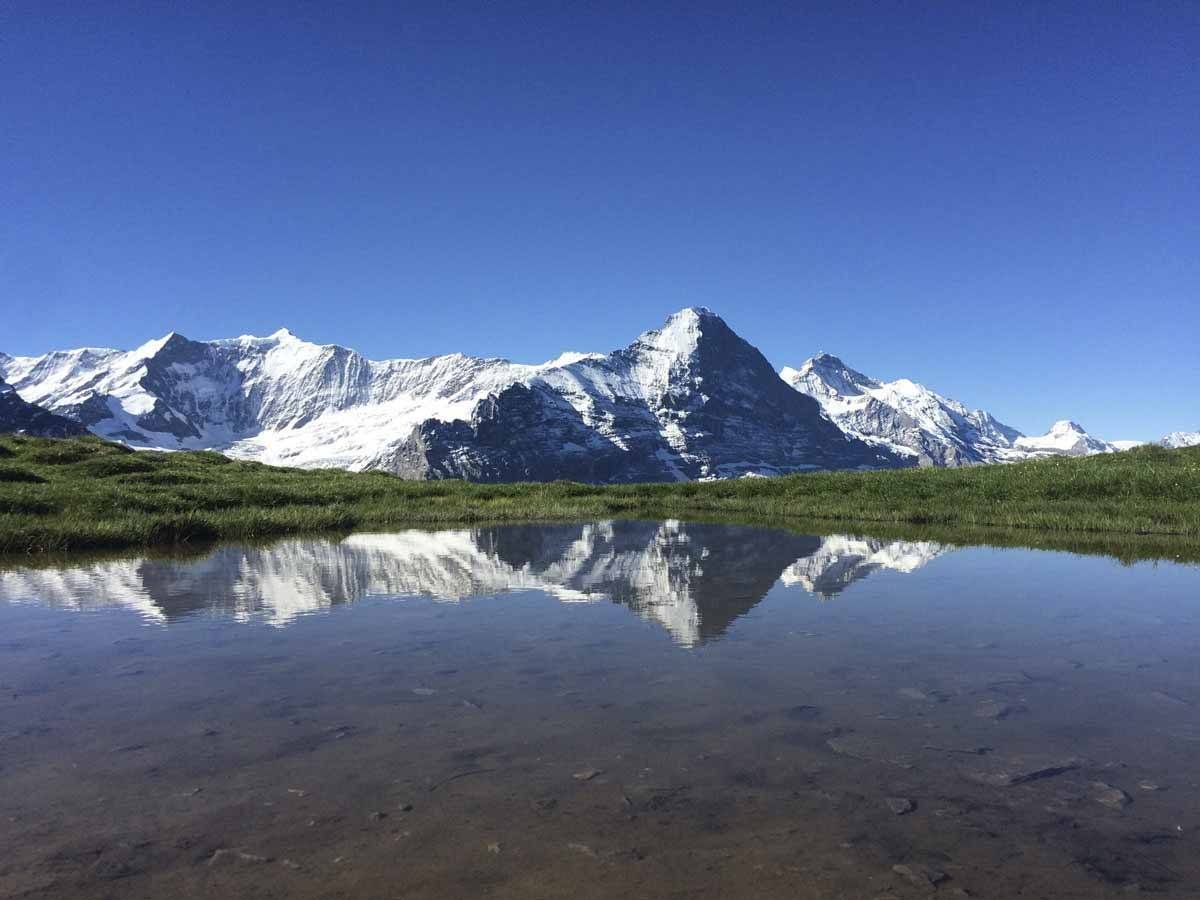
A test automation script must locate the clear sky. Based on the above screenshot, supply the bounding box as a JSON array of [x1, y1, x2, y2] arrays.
[[3, 2, 1196, 440]]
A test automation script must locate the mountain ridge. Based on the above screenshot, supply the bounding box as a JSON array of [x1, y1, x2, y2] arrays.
[[0, 309, 901, 481], [782, 353, 1120, 466], [3, 309, 1167, 477]]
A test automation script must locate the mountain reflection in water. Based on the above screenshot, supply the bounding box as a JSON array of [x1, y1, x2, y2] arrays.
[[0, 522, 947, 645]]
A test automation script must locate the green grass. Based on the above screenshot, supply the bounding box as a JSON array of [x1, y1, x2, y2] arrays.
[[1, 434, 1199, 560]]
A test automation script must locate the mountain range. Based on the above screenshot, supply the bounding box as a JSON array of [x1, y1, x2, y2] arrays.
[[1, 308, 1189, 481]]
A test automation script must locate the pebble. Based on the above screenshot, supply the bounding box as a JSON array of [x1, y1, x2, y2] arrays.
[[974, 700, 1026, 720], [208, 849, 271, 867], [486, 842, 502, 855], [1138, 780, 1162, 792], [573, 768, 603, 781], [960, 755, 1081, 787], [412, 688, 437, 696], [1093, 782, 1132, 809], [892, 863, 947, 888], [886, 797, 915, 815]]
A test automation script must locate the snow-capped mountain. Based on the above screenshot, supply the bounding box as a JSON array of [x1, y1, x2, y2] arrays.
[[1159, 431, 1200, 449], [781, 353, 1116, 466], [781, 354, 1021, 466], [0, 374, 88, 438], [0, 309, 902, 480], [1012, 419, 1117, 457], [0, 522, 952, 646]]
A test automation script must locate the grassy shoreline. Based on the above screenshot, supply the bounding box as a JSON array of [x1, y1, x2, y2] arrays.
[[1, 434, 1198, 558]]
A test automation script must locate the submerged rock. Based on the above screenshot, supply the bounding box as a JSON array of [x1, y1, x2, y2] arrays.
[[1093, 782, 1132, 809], [974, 700, 1026, 720], [961, 755, 1082, 787], [892, 863, 947, 888]]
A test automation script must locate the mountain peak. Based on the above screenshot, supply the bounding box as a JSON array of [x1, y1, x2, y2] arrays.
[[666, 306, 718, 323], [1048, 419, 1086, 434], [808, 351, 846, 367], [133, 331, 192, 359], [788, 353, 877, 396], [270, 327, 299, 341], [635, 307, 731, 358]]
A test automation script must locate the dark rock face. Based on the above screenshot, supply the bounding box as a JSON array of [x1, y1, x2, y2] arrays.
[[0, 378, 89, 437], [390, 310, 905, 482], [388, 384, 681, 482]]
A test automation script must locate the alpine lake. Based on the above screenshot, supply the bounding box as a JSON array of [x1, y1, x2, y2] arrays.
[[2, 520, 1199, 899]]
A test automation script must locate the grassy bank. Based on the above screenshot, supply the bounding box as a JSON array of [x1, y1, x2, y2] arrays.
[[0, 434, 1198, 556]]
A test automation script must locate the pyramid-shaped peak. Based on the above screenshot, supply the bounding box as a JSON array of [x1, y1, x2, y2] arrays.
[[635, 308, 735, 356], [803, 351, 854, 371], [132, 331, 193, 358], [788, 352, 877, 395], [666, 306, 720, 322]]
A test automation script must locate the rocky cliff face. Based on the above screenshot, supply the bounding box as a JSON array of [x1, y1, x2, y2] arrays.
[[0, 375, 89, 437]]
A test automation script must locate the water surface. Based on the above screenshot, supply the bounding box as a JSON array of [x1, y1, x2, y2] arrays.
[[1, 521, 1199, 898]]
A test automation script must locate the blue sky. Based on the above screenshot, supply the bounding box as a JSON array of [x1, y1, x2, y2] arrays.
[[3, 2, 1196, 439]]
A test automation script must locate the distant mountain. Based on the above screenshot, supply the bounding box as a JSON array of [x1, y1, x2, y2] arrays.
[[0, 522, 950, 646], [0, 374, 88, 438], [0, 309, 902, 481], [1159, 431, 1200, 449], [782, 354, 1116, 466], [1012, 419, 1117, 458]]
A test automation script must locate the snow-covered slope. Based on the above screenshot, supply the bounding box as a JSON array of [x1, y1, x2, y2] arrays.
[[1159, 431, 1200, 449], [782, 354, 1023, 466], [0, 523, 950, 645], [0, 329, 552, 470], [1, 310, 902, 480], [782, 353, 1116, 465]]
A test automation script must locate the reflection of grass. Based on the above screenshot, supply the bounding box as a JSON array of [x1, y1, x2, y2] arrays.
[[0, 434, 1198, 560]]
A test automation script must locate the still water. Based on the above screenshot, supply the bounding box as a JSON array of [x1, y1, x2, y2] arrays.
[[1, 521, 1199, 899]]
